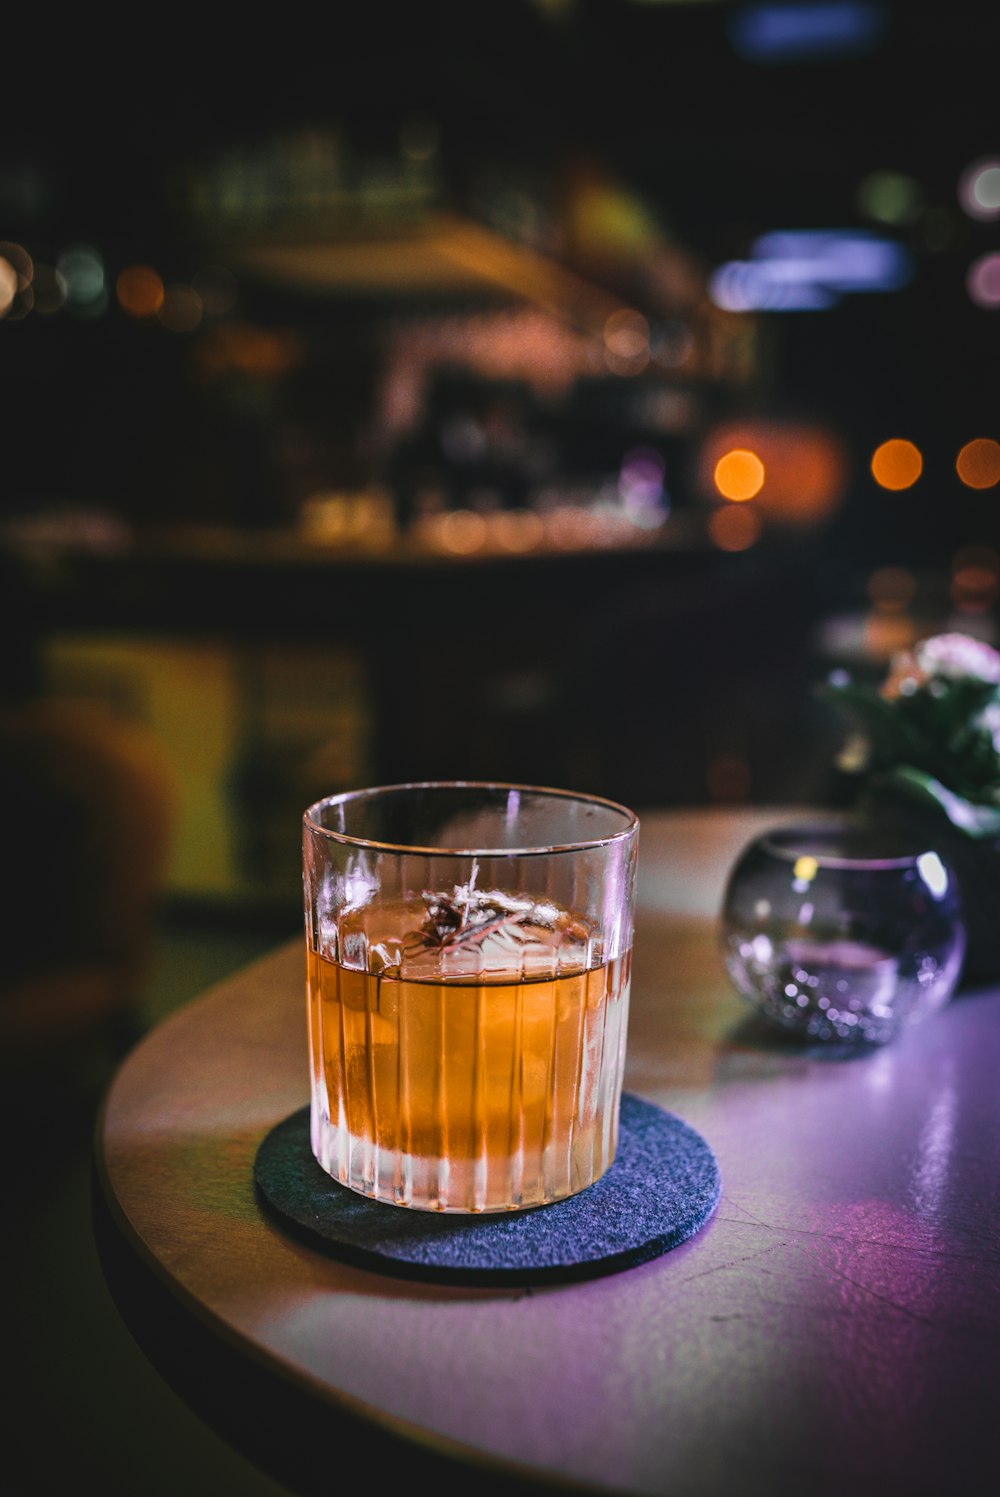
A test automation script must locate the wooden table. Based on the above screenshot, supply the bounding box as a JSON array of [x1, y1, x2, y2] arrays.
[[94, 807, 1000, 1496]]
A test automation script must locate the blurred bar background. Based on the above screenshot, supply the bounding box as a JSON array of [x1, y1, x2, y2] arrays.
[[3, 6, 999, 1492], [1, 0, 997, 930]]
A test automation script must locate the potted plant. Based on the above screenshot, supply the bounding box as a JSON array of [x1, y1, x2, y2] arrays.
[[819, 631, 1000, 983]]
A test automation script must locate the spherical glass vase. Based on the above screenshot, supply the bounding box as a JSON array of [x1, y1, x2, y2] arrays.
[[857, 788, 1000, 985], [720, 818, 966, 1046]]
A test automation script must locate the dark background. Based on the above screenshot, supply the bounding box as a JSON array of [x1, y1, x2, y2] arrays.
[[1, 0, 998, 819], [3, 0, 997, 523]]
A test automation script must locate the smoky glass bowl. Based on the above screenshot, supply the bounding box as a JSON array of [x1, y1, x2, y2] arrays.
[[720, 819, 966, 1046]]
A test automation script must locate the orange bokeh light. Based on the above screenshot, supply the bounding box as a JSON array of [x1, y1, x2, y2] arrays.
[[194, 323, 304, 377], [952, 564, 999, 613], [604, 308, 649, 358], [117, 265, 164, 318], [0, 258, 17, 318], [436, 509, 488, 554], [871, 438, 922, 490], [708, 503, 762, 552], [0, 242, 32, 319], [867, 565, 917, 613], [864, 611, 917, 661], [603, 308, 650, 375], [956, 437, 1000, 489], [492, 509, 545, 552], [714, 449, 764, 501], [701, 421, 847, 525], [951, 546, 999, 612]]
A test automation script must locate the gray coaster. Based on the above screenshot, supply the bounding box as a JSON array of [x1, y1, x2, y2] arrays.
[[254, 1093, 721, 1286]]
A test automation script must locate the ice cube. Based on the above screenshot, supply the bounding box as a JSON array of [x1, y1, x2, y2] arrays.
[[397, 886, 596, 982], [340, 929, 369, 971], [368, 941, 402, 978]]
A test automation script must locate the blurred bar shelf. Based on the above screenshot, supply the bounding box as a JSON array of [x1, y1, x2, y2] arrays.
[[2, 511, 720, 641]]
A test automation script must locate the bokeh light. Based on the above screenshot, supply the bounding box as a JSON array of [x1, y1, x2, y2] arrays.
[[619, 446, 667, 524], [857, 169, 923, 227], [546, 504, 597, 549], [966, 252, 1000, 308], [0, 257, 18, 318], [951, 546, 999, 614], [58, 245, 105, 313], [701, 421, 846, 523], [299, 490, 396, 551], [710, 259, 835, 312], [194, 323, 304, 377], [117, 264, 165, 318], [491, 509, 545, 552], [0, 240, 32, 285], [708, 504, 763, 552], [0, 241, 33, 319], [710, 228, 913, 312], [727, 2, 887, 62], [603, 309, 649, 374], [864, 611, 917, 660], [956, 437, 1000, 489], [867, 565, 916, 612], [958, 158, 1000, 221], [714, 448, 764, 500], [158, 283, 203, 333], [871, 438, 922, 490], [436, 509, 489, 554]]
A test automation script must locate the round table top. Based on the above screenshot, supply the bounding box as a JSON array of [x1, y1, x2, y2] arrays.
[[95, 806, 1000, 1496]]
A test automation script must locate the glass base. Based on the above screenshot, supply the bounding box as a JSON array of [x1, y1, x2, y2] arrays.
[[310, 1106, 620, 1213], [725, 936, 955, 1046]]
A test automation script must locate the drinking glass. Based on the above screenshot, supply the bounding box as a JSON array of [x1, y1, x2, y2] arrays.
[[303, 782, 640, 1212], [720, 818, 966, 1045]]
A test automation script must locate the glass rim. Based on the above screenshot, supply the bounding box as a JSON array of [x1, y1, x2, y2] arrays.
[[757, 816, 945, 871], [302, 780, 640, 857]]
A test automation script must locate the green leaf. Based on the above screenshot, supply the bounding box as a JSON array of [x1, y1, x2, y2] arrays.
[[877, 766, 1000, 838], [816, 682, 933, 765]]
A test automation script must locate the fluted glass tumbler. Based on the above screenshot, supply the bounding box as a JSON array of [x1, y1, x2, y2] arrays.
[[303, 782, 640, 1213], [720, 819, 966, 1046]]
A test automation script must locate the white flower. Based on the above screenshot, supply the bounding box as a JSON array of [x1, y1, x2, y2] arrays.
[[881, 632, 1000, 698], [913, 633, 1000, 684]]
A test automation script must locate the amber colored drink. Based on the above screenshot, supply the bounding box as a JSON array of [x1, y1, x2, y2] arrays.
[[307, 893, 632, 1213]]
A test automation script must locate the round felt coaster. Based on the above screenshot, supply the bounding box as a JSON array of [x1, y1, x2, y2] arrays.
[[254, 1093, 721, 1286]]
